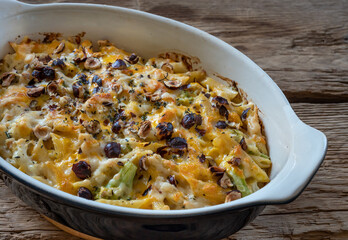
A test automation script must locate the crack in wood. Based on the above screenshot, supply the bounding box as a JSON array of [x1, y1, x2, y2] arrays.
[[285, 91, 348, 103]]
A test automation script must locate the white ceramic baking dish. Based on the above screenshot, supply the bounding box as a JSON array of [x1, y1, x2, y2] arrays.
[[0, 1, 327, 239]]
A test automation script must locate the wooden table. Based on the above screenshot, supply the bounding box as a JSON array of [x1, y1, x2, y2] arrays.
[[1, 0, 347, 239]]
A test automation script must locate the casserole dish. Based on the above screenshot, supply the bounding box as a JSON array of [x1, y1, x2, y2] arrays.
[[0, 0, 327, 239]]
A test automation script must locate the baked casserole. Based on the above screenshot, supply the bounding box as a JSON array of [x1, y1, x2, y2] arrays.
[[0, 35, 271, 210]]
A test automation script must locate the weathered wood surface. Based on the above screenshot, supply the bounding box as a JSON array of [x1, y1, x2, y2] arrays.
[[1, 0, 348, 239]]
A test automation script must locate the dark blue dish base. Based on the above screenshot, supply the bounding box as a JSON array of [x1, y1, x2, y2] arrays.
[[0, 170, 264, 240]]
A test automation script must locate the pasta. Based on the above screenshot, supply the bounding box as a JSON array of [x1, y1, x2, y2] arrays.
[[0, 34, 271, 209]]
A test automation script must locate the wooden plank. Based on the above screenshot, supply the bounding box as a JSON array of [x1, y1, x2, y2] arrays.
[[1, 102, 347, 239], [231, 211, 348, 240]]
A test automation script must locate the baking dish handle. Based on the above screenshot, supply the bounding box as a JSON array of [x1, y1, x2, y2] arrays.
[[0, 0, 33, 20], [256, 107, 327, 204]]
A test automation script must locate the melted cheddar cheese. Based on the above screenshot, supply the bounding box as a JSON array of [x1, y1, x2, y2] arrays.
[[0, 35, 271, 210]]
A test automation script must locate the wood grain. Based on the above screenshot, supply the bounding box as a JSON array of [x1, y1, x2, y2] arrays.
[[2, 0, 348, 239]]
